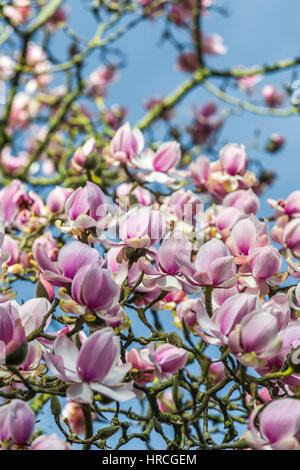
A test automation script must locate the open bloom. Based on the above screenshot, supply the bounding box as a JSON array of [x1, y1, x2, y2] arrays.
[[137, 232, 196, 293], [45, 327, 135, 403], [63, 181, 112, 232], [244, 398, 300, 450], [103, 205, 165, 249], [222, 189, 259, 215], [196, 293, 261, 346], [131, 141, 184, 185], [177, 238, 237, 288], [33, 240, 101, 287]]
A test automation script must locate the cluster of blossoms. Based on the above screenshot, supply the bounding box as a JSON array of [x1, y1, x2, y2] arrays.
[[0, 115, 298, 450], [0, 0, 298, 453]]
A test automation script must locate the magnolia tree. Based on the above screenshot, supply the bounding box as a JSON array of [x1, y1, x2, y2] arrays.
[[0, 0, 300, 452]]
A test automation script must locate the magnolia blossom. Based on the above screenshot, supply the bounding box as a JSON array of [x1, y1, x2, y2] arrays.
[[188, 103, 222, 144], [63, 181, 112, 232], [177, 238, 237, 288], [71, 138, 97, 172], [31, 434, 73, 450], [110, 122, 144, 163], [45, 327, 135, 403], [0, 399, 35, 445], [245, 398, 300, 450], [33, 240, 101, 286], [196, 293, 284, 367], [71, 264, 120, 313], [141, 343, 188, 381], [102, 205, 165, 249], [46, 187, 73, 213], [0, 301, 27, 366], [262, 85, 284, 107], [137, 232, 197, 292], [126, 348, 155, 385], [132, 141, 184, 185], [219, 144, 248, 176]]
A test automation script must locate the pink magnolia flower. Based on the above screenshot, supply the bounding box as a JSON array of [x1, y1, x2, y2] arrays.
[[268, 190, 300, 218], [174, 298, 201, 330], [248, 245, 282, 280], [157, 390, 178, 413], [0, 301, 27, 366], [3, 0, 31, 24], [283, 218, 300, 258], [176, 51, 198, 73], [45, 327, 135, 403], [266, 133, 285, 152], [137, 232, 196, 292], [46, 187, 73, 213], [132, 141, 181, 184], [117, 183, 153, 207], [16, 297, 52, 337], [85, 65, 117, 98], [226, 216, 268, 259], [170, 0, 212, 26], [32, 231, 58, 263], [215, 206, 243, 239], [46, 7, 67, 31], [219, 143, 248, 176], [257, 322, 300, 390], [227, 309, 283, 367], [236, 74, 263, 94], [0, 399, 35, 445], [62, 182, 113, 234], [33, 240, 101, 287], [71, 263, 120, 313], [62, 400, 95, 435], [105, 105, 127, 130], [163, 189, 202, 226], [31, 434, 73, 450], [142, 343, 188, 381], [222, 189, 259, 215], [1, 147, 29, 174], [7, 92, 40, 132], [245, 398, 300, 450], [103, 205, 165, 249], [201, 34, 227, 55], [188, 103, 222, 144], [71, 138, 96, 172], [196, 292, 261, 346], [262, 85, 284, 107], [2, 235, 19, 266], [110, 122, 144, 163], [0, 55, 15, 80], [0, 179, 45, 228], [208, 361, 226, 384], [126, 348, 155, 385], [190, 155, 211, 189], [178, 238, 237, 288]]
